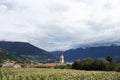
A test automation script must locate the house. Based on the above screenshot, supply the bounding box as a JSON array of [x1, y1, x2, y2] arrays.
[[2, 60, 14, 68], [2, 60, 22, 68], [2, 62, 13, 68], [13, 64, 22, 68]]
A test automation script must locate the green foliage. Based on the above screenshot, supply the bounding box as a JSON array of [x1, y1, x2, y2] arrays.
[[0, 48, 26, 64], [72, 56, 119, 71], [54, 64, 71, 69], [0, 48, 8, 66], [81, 58, 94, 70], [116, 64, 120, 72], [71, 59, 81, 70], [105, 56, 113, 63], [54, 65, 66, 69], [66, 64, 72, 69]]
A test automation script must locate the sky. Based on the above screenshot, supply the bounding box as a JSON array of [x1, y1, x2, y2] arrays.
[[0, 0, 120, 51]]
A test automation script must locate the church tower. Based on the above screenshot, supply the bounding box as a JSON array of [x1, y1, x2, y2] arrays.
[[59, 51, 64, 64]]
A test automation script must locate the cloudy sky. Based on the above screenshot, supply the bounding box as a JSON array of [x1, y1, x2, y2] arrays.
[[0, 0, 120, 51]]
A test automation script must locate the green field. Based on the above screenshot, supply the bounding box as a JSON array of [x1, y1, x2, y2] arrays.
[[0, 68, 120, 80]]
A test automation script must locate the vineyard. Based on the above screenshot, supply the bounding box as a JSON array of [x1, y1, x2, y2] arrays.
[[0, 68, 120, 80]]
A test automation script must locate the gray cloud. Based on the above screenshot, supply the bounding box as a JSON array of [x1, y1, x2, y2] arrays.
[[0, 0, 120, 51]]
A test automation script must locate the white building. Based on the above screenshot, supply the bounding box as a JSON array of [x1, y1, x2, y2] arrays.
[[59, 51, 64, 64]]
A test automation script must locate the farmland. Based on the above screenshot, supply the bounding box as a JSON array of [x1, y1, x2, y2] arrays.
[[0, 68, 120, 80]]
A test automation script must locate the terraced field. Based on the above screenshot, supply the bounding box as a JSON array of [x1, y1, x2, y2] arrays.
[[0, 68, 120, 80]]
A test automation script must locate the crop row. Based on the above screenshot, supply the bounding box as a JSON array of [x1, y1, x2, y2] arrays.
[[0, 68, 120, 80]]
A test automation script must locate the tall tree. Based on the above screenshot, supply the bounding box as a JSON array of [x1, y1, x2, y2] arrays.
[[105, 56, 113, 63]]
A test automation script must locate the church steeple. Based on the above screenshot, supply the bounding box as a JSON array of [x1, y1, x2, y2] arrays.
[[59, 51, 64, 64]]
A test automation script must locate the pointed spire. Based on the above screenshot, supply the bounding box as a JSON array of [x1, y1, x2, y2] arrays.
[[60, 51, 63, 56]]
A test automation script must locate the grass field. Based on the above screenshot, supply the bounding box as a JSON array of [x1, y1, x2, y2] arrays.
[[0, 68, 120, 80]]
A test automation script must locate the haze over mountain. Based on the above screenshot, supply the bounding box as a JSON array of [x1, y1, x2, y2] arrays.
[[0, 41, 56, 62]]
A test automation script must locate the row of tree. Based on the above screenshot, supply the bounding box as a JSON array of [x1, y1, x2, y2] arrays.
[[72, 56, 120, 72]]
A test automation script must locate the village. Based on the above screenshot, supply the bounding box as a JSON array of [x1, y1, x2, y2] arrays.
[[1, 52, 72, 68]]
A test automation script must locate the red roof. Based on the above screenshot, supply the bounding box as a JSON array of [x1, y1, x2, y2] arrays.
[[43, 63, 57, 67]]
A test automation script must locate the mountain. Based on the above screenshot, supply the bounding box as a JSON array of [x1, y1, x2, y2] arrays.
[[51, 45, 120, 62], [0, 41, 56, 62], [0, 48, 25, 62]]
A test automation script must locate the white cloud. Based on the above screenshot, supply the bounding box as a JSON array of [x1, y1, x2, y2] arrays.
[[0, 0, 120, 51]]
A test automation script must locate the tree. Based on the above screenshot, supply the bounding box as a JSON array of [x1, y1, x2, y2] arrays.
[[71, 59, 81, 70], [93, 58, 109, 71], [71, 57, 119, 71], [81, 58, 94, 70], [105, 56, 113, 63]]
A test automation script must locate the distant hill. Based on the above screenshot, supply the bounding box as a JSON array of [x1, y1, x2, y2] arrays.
[[51, 45, 120, 62], [0, 41, 56, 62]]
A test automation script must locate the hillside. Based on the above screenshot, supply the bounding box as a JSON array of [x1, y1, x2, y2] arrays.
[[0, 48, 25, 62], [0, 41, 56, 62], [51, 45, 120, 62]]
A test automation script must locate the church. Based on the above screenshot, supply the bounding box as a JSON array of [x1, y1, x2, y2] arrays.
[[59, 51, 64, 64]]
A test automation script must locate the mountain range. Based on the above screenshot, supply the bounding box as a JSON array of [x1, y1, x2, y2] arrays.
[[51, 45, 120, 62], [0, 41, 56, 63], [0, 41, 120, 63]]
